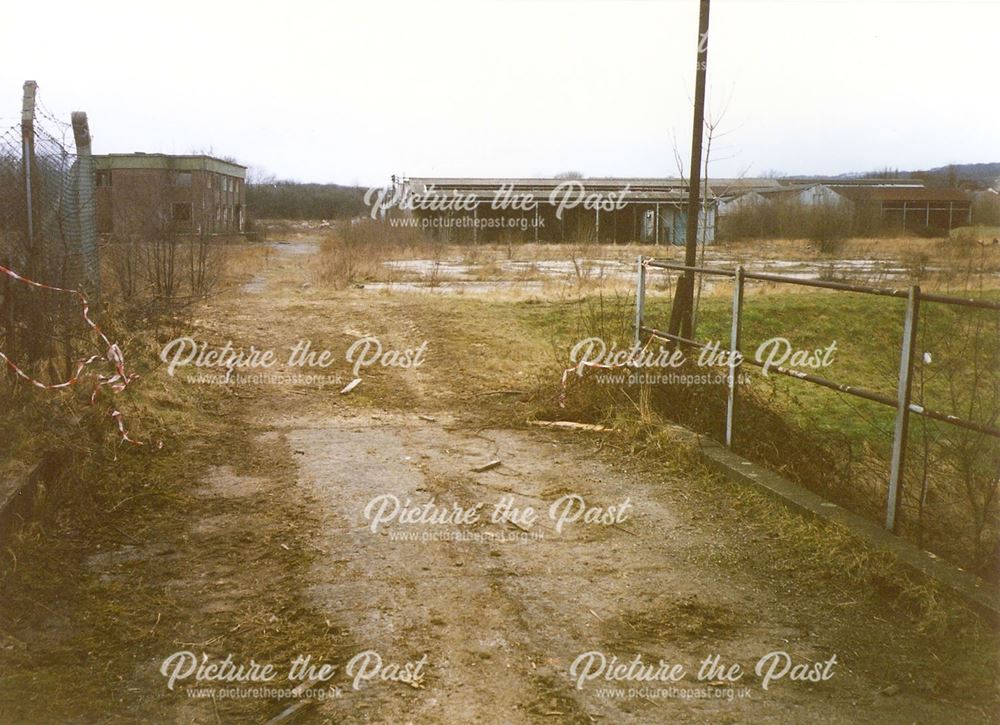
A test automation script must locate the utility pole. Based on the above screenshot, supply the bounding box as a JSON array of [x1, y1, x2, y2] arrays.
[[668, 0, 710, 340]]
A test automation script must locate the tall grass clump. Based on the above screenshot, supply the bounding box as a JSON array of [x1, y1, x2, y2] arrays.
[[317, 219, 438, 288]]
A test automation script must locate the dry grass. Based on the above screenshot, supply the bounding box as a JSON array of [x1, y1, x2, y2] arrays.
[[314, 219, 441, 289], [217, 242, 273, 282], [2, 238, 997, 719]]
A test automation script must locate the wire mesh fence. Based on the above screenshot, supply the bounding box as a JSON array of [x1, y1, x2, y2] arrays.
[[0, 81, 101, 383]]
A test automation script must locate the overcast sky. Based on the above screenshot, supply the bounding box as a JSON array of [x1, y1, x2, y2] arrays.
[[3, 0, 997, 186]]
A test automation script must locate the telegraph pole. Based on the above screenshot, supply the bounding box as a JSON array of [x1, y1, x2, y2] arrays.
[[668, 0, 710, 339]]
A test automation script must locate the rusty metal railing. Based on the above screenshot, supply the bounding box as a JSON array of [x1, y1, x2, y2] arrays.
[[634, 256, 1000, 532]]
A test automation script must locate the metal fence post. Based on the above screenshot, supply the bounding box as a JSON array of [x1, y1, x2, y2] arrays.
[[886, 285, 920, 532], [20, 81, 41, 365], [634, 256, 646, 348], [21, 81, 37, 260], [725, 266, 744, 448]]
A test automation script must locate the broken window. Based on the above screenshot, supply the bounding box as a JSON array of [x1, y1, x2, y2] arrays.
[[96, 171, 112, 187], [172, 202, 192, 221]]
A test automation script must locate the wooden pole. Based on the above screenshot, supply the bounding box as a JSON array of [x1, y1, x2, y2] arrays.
[[668, 0, 710, 339]]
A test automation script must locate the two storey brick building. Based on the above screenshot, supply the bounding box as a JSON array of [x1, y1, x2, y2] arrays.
[[93, 153, 246, 236]]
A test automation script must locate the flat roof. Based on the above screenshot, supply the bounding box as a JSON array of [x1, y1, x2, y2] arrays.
[[94, 153, 246, 177]]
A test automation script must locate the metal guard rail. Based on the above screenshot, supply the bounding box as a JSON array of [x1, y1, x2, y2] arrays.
[[634, 257, 1000, 532]]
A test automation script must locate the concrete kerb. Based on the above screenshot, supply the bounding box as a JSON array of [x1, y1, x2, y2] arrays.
[[696, 435, 999, 623]]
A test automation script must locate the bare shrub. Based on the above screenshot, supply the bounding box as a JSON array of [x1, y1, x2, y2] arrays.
[[721, 199, 858, 245], [103, 234, 224, 312], [972, 193, 1000, 228], [100, 166, 226, 313], [900, 248, 931, 281], [317, 218, 435, 289]]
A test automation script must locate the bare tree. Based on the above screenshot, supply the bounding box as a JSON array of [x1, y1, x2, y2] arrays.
[[682, 88, 747, 334]]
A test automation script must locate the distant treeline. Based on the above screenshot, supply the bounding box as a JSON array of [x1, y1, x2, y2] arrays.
[[847, 163, 1000, 190], [246, 181, 368, 220]]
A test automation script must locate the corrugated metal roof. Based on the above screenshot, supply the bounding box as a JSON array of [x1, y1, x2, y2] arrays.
[[404, 177, 707, 202], [709, 178, 784, 190], [777, 177, 924, 187], [401, 176, 955, 204], [407, 177, 688, 188]]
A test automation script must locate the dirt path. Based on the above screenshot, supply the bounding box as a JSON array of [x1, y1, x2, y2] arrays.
[[3, 239, 996, 723], [189, 240, 992, 723]]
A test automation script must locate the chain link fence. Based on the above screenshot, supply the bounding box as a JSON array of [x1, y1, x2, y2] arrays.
[[0, 81, 100, 381]]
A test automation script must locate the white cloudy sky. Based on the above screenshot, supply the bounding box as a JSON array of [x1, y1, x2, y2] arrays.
[[2, 0, 997, 185]]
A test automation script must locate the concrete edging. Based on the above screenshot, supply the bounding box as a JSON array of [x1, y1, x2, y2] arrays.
[[696, 436, 999, 623]]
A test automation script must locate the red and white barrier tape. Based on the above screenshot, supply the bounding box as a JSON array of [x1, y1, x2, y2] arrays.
[[0, 262, 160, 449]]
